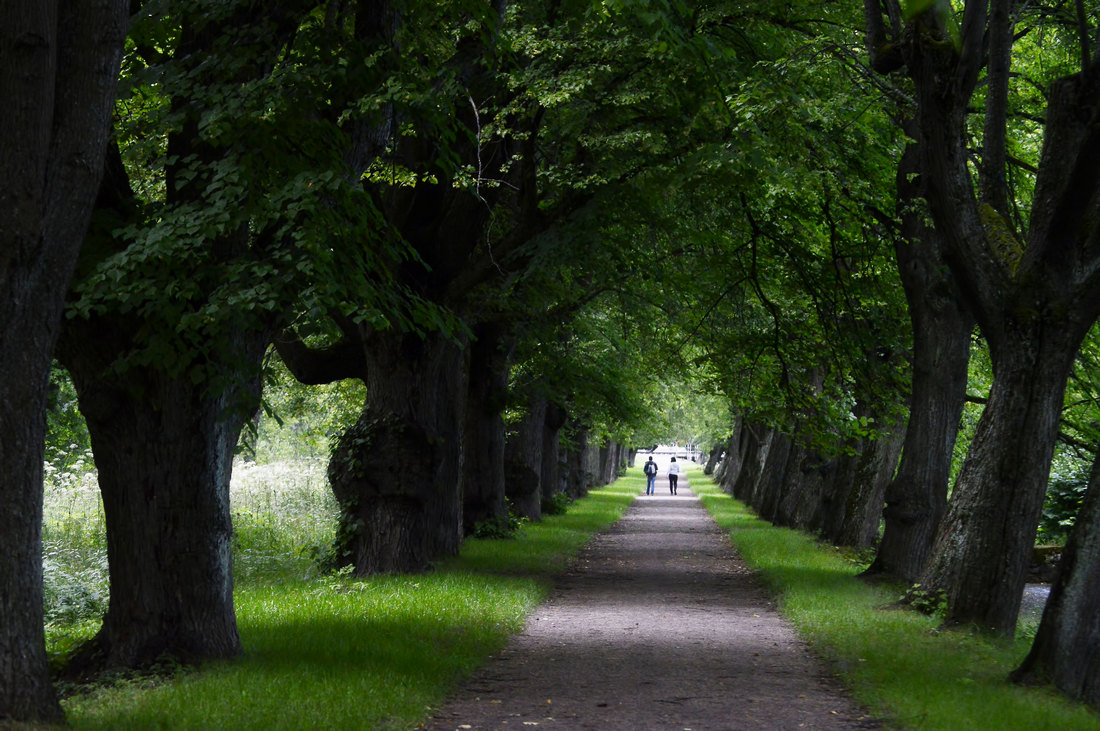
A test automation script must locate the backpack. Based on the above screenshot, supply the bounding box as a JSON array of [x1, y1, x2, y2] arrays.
[[644, 461, 657, 476]]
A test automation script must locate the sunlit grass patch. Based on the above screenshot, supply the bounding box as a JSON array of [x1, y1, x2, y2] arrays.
[[692, 474, 1100, 730]]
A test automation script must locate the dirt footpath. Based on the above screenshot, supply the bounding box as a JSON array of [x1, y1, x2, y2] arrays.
[[425, 475, 879, 730]]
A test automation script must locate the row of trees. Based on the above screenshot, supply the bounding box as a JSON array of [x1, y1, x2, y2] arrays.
[[5, 0, 1100, 722], [687, 0, 1100, 707]]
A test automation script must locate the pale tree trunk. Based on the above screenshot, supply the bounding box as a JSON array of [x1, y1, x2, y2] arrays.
[[329, 331, 467, 574], [61, 323, 266, 673], [0, 0, 126, 721], [1011, 450, 1100, 706]]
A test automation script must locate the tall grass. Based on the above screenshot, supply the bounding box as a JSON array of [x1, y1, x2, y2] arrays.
[[56, 467, 640, 729], [690, 470, 1099, 730]]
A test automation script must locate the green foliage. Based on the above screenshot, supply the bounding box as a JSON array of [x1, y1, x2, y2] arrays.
[[541, 491, 573, 516], [1038, 468, 1088, 545], [906, 584, 948, 618], [471, 511, 527, 540], [44, 364, 92, 473]]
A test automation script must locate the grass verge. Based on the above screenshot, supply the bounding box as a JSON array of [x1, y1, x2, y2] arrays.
[[61, 477, 639, 729], [690, 470, 1099, 731]]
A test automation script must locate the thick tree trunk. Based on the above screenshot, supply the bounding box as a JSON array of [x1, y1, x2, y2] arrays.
[[462, 322, 512, 534], [866, 130, 973, 582], [540, 402, 567, 505], [561, 426, 590, 499], [0, 0, 126, 721], [1011, 451, 1100, 706], [718, 419, 746, 493], [755, 431, 792, 522], [828, 421, 905, 549], [505, 394, 546, 521], [329, 332, 467, 574], [732, 423, 773, 505], [916, 324, 1082, 635], [703, 445, 722, 476], [61, 326, 265, 673]]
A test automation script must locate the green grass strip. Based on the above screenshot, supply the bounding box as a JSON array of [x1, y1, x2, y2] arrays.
[[62, 478, 639, 729], [690, 469, 1100, 730]]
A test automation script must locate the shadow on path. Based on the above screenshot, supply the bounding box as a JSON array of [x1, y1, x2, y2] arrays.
[[425, 479, 879, 729]]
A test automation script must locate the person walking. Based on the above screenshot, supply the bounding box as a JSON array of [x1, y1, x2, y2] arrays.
[[668, 456, 680, 495], [643, 454, 658, 495]]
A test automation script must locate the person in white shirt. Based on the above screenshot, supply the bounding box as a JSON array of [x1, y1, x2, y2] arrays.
[[668, 456, 680, 495]]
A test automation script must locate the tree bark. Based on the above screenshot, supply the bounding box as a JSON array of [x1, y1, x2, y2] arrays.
[[1011, 450, 1100, 706], [329, 331, 467, 574], [462, 322, 512, 533], [0, 0, 126, 721], [830, 420, 905, 549], [505, 394, 547, 521], [916, 323, 1085, 634], [60, 322, 266, 673], [732, 422, 773, 505], [540, 401, 567, 504], [865, 128, 974, 582], [561, 425, 590, 499], [703, 445, 722, 476], [754, 431, 792, 522]]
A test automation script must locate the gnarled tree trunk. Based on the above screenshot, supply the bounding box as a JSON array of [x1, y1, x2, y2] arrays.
[[329, 331, 467, 574], [61, 324, 266, 673]]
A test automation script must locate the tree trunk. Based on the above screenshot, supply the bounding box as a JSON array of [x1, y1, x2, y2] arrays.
[[732, 423, 772, 504], [0, 0, 126, 721], [561, 425, 590, 499], [1011, 450, 1100, 706], [916, 323, 1083, 635], [829, 421, 905, 549], [61, 325, 265, 673], [329, 331, 467, 574], [504, 394, 546, 521], [703, 445, 722, 476], [462, 322, 512, 534], [540, 401, 567, 505], [755, 431, 792, 522], [865, 129, 973, 582]]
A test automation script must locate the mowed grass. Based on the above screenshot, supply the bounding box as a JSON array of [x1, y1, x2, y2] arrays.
[[689, 469, 1100, 731], [61, 474, 640, 729]]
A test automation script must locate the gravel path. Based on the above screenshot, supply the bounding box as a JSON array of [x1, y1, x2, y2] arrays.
[[425, 474, 879, 729]]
